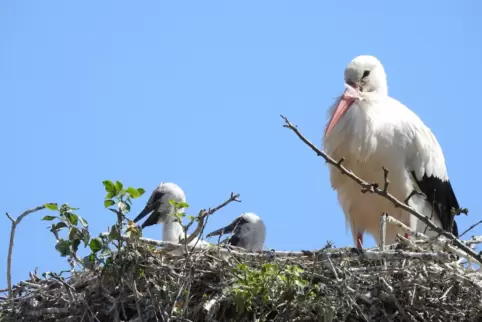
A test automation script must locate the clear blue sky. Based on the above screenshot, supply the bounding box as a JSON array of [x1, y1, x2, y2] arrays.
[[1, 1, 481, 286]]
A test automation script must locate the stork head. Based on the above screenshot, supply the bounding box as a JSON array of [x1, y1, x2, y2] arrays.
[[325, 55, 388, 135], [344, 55, 387, 95], [206, 212, 266, 251], [133, 182, 187, 228]]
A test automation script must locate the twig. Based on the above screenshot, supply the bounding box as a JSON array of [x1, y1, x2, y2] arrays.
[[459, 220, 482, 238], [5, 204, 52, 313], [25, 307, 70, 316], [203, 291, 227, 317], [380, 213, 387, 251], [280, 115, 482, 264], [131, 280, 144, 322], [385, 215, 428, 240], [404, 190, 425, 205], [397, 234, 424, 252], [327, 257, 340, 281], [380, 213, 388, 270], [181, 193, 241, 246]]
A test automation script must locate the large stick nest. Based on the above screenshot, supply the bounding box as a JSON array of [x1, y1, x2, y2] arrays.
[[2, 236, 482, 322]]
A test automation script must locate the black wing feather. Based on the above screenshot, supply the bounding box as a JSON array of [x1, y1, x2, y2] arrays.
[[411, 172, 459, 236]]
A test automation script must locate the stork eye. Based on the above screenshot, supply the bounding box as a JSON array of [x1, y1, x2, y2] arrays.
[[362, 70, 370, 78]]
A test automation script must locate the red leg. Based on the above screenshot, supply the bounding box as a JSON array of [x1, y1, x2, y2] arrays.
[[356, 233, 363, 249]]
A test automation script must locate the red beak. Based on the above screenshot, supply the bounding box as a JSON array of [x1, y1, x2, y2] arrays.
[[325, 88, 358, 135]]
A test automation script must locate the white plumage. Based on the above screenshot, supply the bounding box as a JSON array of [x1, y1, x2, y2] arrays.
[[133, 182, 207, 247], [206, 212, 266, 251], [323, 55, 460, 248]]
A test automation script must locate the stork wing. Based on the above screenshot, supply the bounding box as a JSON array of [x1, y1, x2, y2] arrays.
[[399, 101, 460, 236]]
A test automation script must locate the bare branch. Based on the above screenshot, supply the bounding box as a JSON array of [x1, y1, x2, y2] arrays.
[[280, 114, 482, 264], [459, 220, 482, 238], [180, 193, 241, 246], [382, 167, 390, 193], [5, 204, 51, 315], [404, 190, 425, 204], [5, 213, 14, 223], [385, 215, 428, 241]]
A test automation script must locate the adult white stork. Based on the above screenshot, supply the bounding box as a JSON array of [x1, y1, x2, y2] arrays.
[[133, 182, 207, 247], [206, 213, 266, 251], [323, 55, 460, 249]]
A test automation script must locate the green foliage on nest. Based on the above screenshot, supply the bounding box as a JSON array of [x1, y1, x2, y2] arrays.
[[231, 262, 317, 315]]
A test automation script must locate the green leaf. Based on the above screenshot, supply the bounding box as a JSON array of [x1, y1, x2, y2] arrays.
[[115, 181, 123, 192], [82, 229, 90, 246], [58, 204, 69, 213], [44, 203, 58, 211], [102, 180, 116, 193], [105, 191, 116, 199], [237, 263, 249, 272], [104, 200, 115, 208], [68, 227, 80, 240], [55, 240, 71, 257], [178, 202, 189, 209], [126, 187, 141, 198], [71, 239, 81, 252], [188, 216, 196, 222], [79, 217, 88, 228], [168, 199, 189, 209], [109, 225, 120, 241], [89, 237, 103, 253], [66, 213, 78, 226], [50, 222, 68, 233], [42, 215, 57, 221], [137, 188, 145, 196]]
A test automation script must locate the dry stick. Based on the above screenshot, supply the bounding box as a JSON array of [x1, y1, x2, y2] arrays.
[[397, 234, 424, 252], [5, 204, 52, 313], [180, 192, 241, 246], [459, 219, 482, 238], [380, 213, 388, 270], [380, 213, 387, 251], [385, 215, 428, 240], [280, 115, 482, 265]]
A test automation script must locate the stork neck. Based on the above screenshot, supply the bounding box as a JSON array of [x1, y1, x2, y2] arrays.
[[251, 231, 266, 251], [162, 215, 184, 242]]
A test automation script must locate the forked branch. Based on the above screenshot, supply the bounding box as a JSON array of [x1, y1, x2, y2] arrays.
[[5, 204, 54, 312]]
